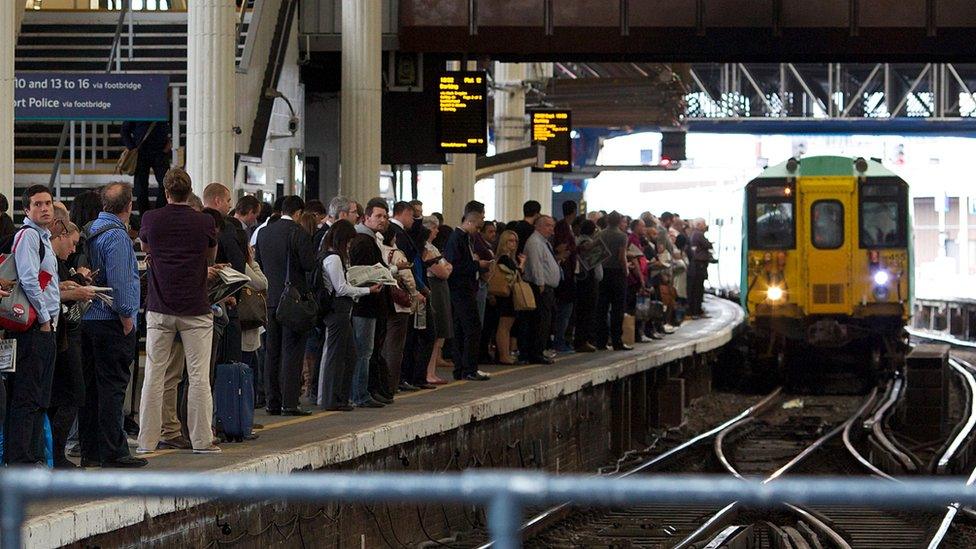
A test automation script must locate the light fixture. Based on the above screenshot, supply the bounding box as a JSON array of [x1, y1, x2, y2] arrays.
[[767, 286, 784, 302], [873, 270, 889, 286]]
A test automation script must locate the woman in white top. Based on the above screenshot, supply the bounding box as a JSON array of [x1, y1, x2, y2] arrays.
[[317, 220, 381, 410]]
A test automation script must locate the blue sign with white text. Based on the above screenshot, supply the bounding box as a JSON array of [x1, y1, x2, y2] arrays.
[[14, 73, 170, 121]]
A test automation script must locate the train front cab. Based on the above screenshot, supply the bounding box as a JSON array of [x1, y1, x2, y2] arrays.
[[743, 164, 910, 350]]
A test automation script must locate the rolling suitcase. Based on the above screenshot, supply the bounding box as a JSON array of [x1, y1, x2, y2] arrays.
[[214, 362, 255, 442]]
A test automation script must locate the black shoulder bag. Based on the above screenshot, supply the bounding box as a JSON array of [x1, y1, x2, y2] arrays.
[[275, 229, 318, 333]]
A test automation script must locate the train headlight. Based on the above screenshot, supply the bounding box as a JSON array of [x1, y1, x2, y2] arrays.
[[873, 270, 889, 286], [766, 285, 784, 302]]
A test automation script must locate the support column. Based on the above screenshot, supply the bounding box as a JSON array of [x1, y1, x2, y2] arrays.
[[493, 62, 527, 222], [0, 1, 16, 213], [442, 60, 477, 225], [442, 154, 475, 226], [187, 0, 237, 195], [960, 196, 970, 278], [526, 63, 553, 215], [340, 0, 382, 202]]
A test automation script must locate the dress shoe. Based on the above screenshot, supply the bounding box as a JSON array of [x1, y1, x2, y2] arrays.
[[612, 344, 634, 351], [575, 343, 597, 353], [326, 404, 355, 412], [372, 393, 394, 405], [282, 407, 312, 416], [265, 408, 282, 416], [102, 456, 149, 468], [463, 372, 491, 381], [398, 382, 420, 392], [357, 398, 385, 408], [80, 458, 102, 468], [158, 436, 191, 450]]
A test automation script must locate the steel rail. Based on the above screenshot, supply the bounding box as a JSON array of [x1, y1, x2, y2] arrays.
[[866, 377, 919, 473], [927, 357, 976, 548], [677, 390, 881, 549], [935, 358, 976, 474], [475, 387, 784, 549], [842, 385, 895, 480]]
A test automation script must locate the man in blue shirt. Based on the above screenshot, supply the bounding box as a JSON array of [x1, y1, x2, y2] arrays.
[[79, 182, 146, 468], [3, 185, 61, 465]]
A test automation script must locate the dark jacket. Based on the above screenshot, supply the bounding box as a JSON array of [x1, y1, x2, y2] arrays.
[[255, 217, 315, 309], [688, 229, 713, 278], [120, 120, 170, 152], [553, 217, 578, 301], [514, 220, 534, 255], [444, 227, 479, 297], [349, 229, 391, 319], [217, 214, 247, 275]]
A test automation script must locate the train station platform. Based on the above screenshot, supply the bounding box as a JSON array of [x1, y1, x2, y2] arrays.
[[22, 296, 744, 549]]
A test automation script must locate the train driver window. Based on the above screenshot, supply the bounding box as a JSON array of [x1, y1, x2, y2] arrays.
[[861, 201, 900, 247], [755, 202, 794, 248], [812, 200, 844, 249]]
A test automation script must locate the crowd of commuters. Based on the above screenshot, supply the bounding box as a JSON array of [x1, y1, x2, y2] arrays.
[[0, 170, 715, 468]]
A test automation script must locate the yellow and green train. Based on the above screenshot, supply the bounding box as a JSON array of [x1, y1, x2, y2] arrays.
[[741, 156, 912, 368]]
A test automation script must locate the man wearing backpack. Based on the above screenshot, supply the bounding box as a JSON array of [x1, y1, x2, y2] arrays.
[[78, 182, 146, 468], [3, 185, 61, 465]]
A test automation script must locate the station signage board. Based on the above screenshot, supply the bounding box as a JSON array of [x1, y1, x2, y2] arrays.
[[529, 109, 572, 172], [14, 73, 170, 121], [437, 70, 487, 154]]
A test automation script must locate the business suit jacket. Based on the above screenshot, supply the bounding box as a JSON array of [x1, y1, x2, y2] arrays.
[[217, 215, 248, 275], [255, 217, 316, 309]]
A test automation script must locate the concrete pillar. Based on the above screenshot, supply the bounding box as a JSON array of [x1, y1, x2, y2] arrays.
[[340, 0, 382, 202], [959, 196, 970, 278], [493, 62, 527, 222], [525, 63, 553, 215], [186, 0, 237, 195], [442, 154, 475, 226], [441, 60, 477, 225], [0, 1, 16, 214]]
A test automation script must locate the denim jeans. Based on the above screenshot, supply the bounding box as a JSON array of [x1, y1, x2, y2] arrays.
[[553, 301, 574, 351], [350, 316, 376, 405], [476, 281, 488, 324]]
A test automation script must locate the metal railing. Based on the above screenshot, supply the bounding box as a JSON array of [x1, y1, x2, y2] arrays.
[[3, 469, 976, 549], [47, 1, 131, 190]]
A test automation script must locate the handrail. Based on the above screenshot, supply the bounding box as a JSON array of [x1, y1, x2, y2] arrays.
[[5, 470, 976, 549], [47, 0, 130, 188]]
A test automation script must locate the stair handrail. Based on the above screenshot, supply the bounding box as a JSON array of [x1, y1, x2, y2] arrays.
[[237, 0, 262, 74], [48, 1, 130, 188]]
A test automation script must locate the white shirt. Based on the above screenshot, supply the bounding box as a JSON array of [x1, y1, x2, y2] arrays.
[[249, 217, 270, 247], [322, 254, 371, 299]]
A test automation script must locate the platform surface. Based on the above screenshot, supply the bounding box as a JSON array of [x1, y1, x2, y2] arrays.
[[21, 296, 744, 548]]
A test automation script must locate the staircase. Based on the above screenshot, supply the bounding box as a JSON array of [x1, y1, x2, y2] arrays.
[[14, 8, 249, 206]]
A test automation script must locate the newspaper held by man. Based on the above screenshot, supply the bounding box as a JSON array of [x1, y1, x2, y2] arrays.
[[346, 263, 398, 287]]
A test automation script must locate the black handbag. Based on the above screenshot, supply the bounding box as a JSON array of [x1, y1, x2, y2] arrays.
[[275, 235, 318, 333]]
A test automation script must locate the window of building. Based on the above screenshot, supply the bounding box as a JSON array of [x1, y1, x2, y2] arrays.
[[812, 200, 844, 249]]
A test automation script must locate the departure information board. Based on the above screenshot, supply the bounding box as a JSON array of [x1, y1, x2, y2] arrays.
[[437, 71, 487, 154], [530, 109, 572, 172]]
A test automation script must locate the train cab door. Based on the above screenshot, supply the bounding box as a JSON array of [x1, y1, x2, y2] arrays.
[[802, 183, 853, 315]]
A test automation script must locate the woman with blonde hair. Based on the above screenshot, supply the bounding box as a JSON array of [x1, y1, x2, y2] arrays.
[[493, 230, 524, 365]]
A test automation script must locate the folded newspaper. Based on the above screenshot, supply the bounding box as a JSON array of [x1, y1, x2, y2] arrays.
[[347, 264, 398, 287], [208, 267, 250, 304]]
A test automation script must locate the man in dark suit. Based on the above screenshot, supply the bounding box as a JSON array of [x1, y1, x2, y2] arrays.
[[255, 195, 316, 416], [204, 183, 247, 364], [444, 210, 491, 381]]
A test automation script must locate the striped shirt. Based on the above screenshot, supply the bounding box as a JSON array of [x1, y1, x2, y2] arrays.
[[83, 212, 140, 325]]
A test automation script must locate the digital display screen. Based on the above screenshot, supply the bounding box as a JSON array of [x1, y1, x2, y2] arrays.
[[530, 109, 572, 172], [437, 71, 487, 154]]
